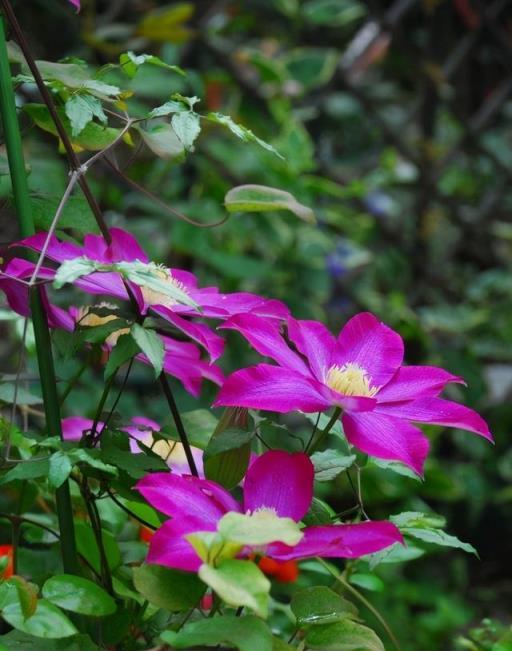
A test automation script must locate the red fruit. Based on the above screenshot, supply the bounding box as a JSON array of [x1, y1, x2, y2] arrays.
[[139, 526, 154, 543], [0, 545, 14, 580], [274, 560, 299, 583], [258, 556, 280, 576]]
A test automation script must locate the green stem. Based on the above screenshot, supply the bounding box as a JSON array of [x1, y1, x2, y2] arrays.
[[316, 558, 402, 651], [0, 15, 79, 576], [307, 407, 342, 454]]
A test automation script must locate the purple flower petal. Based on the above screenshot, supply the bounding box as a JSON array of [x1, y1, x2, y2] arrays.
[[152, 307, 225, 361], [106, 228, 149, 263], [269, 520, 403, 560], [214, 364, 333, 413], [287, 318, 336, 382], [136, 473, 239, 524], [334, 312, 404, 388], [17, 232, 82, 262], [147, 519, 205, 572], [243, 451, 313, 521], [221, 314, 308, 374], [83, 235, 108, 262], [74, 271, 130, 301], [376, 366, 464, 402], [61, 416, 100, 440], [342, 411, 430, 475], [376, 397, 492, 441]]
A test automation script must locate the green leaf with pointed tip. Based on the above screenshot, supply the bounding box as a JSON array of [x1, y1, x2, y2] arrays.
[[53, 257, 99, 289], [217, 510, 303, 547], [149, 99, 188, 118], [390, 511, 477, 555], [305, 619, 385, 650], [198, 560, 270, 618], [2, 600, 78, 639], [42, 575, 116, 617], [291, 586, 358, 627], [132, 564, 205, 611], [207, 113, 283, 158], [311, 449, 356, 481], [119, 51, 184, 78], [0, 459, 50, 484], [104, 333, 140, 381], [130, 324, 164, 377], [225, 185, 315, 223], [161, 615, 273, 651], [65, 95, 107, 137], [48, 452, 72, 489], [7, 577, 38, 620], [171, 111, 201, 150], [31, 194, 99, 234]]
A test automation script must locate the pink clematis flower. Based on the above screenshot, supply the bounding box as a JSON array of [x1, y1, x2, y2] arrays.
[[13, 229, 288, 360], [214, 312, 492, 475], [136, 449, 402, 572], [62, 415, 203, 474]]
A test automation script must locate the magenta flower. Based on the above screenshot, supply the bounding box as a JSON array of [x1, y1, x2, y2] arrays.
[[14, 229, 288, 360], [68, 0, 80, 10], [214, 313, 492, 475], [136, 450, 402, 572], [62, 415, 204, 474]]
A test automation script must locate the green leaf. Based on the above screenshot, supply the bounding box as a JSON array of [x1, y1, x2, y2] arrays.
[[42, 575, 116, 616], [68, 449, 118, 476], [0, 383, 42, 406], [129, 324, 164, 377], [161, 615, 273, 651], [132, 564, 205, 611], [149, 99, 188, 118], [198, 560, 270, 618], [119, 51, 184, 78], [2, 600, 77, 639], [305, 619, 385, 650], [370, 458, 420, 480], [0, 459, 50, 485], [74, 521, 121, 574], [115, 261, 198, 309], [217, 510, 303, 547], [225, 185, 315, 223], [53, 257, 99, 289], [0, 631, 99, 650], [8, 577, 38, 619], [390, 511, 477, 555], [204, 428, 253, 489], [171, 111, 201, 150], [291, 586, 357, 627], [207, 113, 283, 158], [104, 333, 140, 381], [137, 123, 185, 159], [48, 452, 72, 489], [31, 194, 99, 234], [284, 48, 338, 91], [24, 104, 121, 152], [303, 497, 337, 526], [65, 95, 107, 137], [311, 449, 356, 481]]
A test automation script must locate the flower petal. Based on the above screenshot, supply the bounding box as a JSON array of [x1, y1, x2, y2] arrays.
[[74, 271, 130, 301], [269, 521, 403, 561], [147, 519, 205, 572], [16, 232, 82, 262], [61, 416, 99, 441], [334, 312, 404, 388], [376, 366, 464, 402], [376, 397, 492, 441], [221, 314, 308, 373], [342, 411, 430, 475], [136, 473, 239, 524], [107, 228, 149, 263], [243, 451, 313, 521], [152, 307, 225, 361], [214, 364, 332, 413], [287, 319, 336, 382]]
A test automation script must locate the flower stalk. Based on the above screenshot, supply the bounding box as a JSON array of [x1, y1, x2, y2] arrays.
[[0, 15, 79, 575]]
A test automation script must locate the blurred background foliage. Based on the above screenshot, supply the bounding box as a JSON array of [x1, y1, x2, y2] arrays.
[[1, 0, 512, 649]]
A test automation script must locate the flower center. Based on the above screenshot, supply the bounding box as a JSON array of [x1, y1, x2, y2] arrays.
[[140, 267, 190, 308], [325, 363, 379, 397]]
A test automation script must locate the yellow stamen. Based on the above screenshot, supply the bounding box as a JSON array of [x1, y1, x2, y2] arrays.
[[140, 267, 190, 308], [325, 363, 379, 397]]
